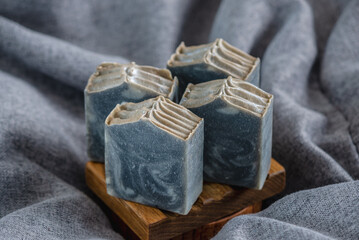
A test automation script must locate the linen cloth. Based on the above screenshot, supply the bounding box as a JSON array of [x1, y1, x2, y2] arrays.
[[0, 0, 358, 239]]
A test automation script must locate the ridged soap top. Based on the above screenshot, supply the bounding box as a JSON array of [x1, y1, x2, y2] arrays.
[[86, 62, 177, 97], [167, 39, 259, 80], [106, 96, 203, 141], [180, 77, 273, 118]]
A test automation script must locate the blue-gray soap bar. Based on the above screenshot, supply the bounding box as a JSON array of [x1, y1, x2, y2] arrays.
[[104, 96, 204, 215], [84, 62, 178, 162], [167, 38, 260, 94], [180, 77, 273, 190]]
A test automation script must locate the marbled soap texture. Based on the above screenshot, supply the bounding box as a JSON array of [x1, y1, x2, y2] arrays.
[[104, 96, 204, 215], [167, 38, 260, 94], [84, 62, 178, 162], [180, 77, 273, 189]]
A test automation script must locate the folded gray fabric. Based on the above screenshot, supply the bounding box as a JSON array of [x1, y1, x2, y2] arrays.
[[214, 181, 359, 240], [0, 0, 358, 239]]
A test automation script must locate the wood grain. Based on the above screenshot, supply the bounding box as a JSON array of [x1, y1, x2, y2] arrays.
[[170, 202, 263, 240], [85, 159, 285, 240], [106, 202, 262, 240]]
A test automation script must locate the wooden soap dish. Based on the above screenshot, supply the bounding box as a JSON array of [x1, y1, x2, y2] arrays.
[[86, 159, 285, 240]]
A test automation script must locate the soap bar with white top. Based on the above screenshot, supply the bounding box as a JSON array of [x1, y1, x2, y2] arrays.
[[180, 77, 273, 189], [167, 38, 260, 94], [84, 62, 178, 162], [105, 96, 203, 215]]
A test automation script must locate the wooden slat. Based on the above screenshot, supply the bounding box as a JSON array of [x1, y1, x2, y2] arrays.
[[85, 159, 285, 240]]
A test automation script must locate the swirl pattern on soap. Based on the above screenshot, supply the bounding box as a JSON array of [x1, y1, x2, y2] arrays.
[[105, 96, 203, 211]]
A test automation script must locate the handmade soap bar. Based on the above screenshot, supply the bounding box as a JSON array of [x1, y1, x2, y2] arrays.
[[167, 38, 260, 94], [180, 77, 273, 189], [104, 96, 204, 215], [84, 62, 178, 162]]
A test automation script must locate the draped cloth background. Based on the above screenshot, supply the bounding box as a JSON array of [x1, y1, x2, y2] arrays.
[[0, 0, 358, 239]]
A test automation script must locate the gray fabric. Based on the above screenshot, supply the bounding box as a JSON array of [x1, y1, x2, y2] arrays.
[[214, 181, 359, 240], [0, 0, 358, 239]]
